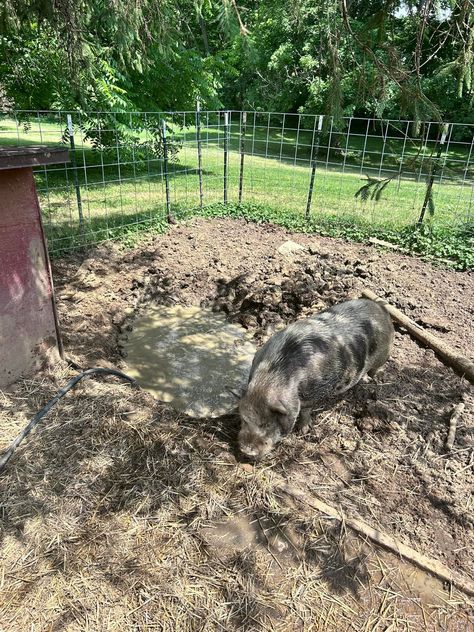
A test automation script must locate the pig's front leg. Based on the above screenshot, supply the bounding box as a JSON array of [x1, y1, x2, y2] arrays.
[[297, 408, 313, 435]]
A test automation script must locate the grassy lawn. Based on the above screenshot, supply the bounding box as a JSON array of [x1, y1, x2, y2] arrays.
[[0, 113, 473, 256]]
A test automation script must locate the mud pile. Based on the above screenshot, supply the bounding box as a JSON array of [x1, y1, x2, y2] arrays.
[[205, 255, 372, 341]]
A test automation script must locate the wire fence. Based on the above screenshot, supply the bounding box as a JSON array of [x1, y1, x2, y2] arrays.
[[1, 108, 473, 254]]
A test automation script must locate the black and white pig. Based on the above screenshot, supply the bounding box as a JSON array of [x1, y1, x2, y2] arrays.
[[236, 298, 394, 460]]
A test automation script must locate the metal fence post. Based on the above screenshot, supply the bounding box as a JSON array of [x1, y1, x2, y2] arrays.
[[223, 111, 229, 204], [67, 114, 84, 234], [238, 111, 247, 204], [417, 123, 448, 226], [306, 115, 323, 220], [196, 101, 204, 209], [162, 119, 172, 222]]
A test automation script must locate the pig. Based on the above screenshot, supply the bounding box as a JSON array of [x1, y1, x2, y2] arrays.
[[236, 298, 394, 460]]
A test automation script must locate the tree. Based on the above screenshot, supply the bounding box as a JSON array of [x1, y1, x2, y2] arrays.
[[215, 0, 474, 124], [1, 0, 474, 123], [0, 0, 241, 112]]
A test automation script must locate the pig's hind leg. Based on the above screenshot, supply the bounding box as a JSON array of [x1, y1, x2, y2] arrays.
[[367, 315, 394, 378], [367, 345, 391, 378]]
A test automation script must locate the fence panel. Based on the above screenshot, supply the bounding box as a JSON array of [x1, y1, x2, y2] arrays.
[[0, 109, 472, 254]]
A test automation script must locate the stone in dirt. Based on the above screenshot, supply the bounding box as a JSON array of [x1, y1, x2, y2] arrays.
[[277, 240, 307, 256], [417, 312, 451, 332], [121, 305, 256, 418]]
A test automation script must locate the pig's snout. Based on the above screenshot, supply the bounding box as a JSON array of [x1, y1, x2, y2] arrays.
[[238, 425, 275, 461]]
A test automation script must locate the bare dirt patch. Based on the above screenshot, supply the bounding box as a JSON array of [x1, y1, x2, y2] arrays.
[[0, 218, 473, 630]]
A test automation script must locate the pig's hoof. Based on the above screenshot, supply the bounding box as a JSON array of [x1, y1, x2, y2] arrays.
[[299, 424, 311, 435], [367, 366, 384, 379]]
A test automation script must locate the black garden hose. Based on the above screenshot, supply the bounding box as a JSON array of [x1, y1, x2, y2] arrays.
[[0, 367, 137, 474]]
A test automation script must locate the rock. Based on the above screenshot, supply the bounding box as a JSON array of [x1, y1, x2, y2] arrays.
[[241, 463, 254, 473], [240, 314, 258, 329], [277, 240, 307, 256], [354, 266, 370, 278]]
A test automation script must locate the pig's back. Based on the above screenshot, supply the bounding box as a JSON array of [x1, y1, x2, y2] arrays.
[[249, 299, 393, 402]]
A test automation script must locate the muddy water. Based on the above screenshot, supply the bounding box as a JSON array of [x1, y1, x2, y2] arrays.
[[121, 305, 257, 418]]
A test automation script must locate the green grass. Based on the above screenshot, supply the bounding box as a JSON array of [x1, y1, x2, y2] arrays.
[[1, 114, 473, 268]]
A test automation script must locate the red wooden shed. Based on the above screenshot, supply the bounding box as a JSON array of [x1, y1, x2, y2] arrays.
[[0, 146, 68, 387]]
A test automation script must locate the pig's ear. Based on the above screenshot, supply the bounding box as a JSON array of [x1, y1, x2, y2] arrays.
[[226, 386, 244, 400], [268, 398, 288, 416], [268, 398, 295, 435]]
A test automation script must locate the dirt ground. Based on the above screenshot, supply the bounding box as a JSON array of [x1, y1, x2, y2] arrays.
[[0, 217, 473, 631]]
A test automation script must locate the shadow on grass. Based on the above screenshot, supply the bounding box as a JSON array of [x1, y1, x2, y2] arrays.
[[45, 201, 198, 257], [2, 120, 472, 187]]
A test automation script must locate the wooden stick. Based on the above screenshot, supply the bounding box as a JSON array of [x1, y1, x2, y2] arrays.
[[445, 401, 465, 451], [361, 288, 474, 385], [280, 483, 474, 597], [368, 237, 409, 253]]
